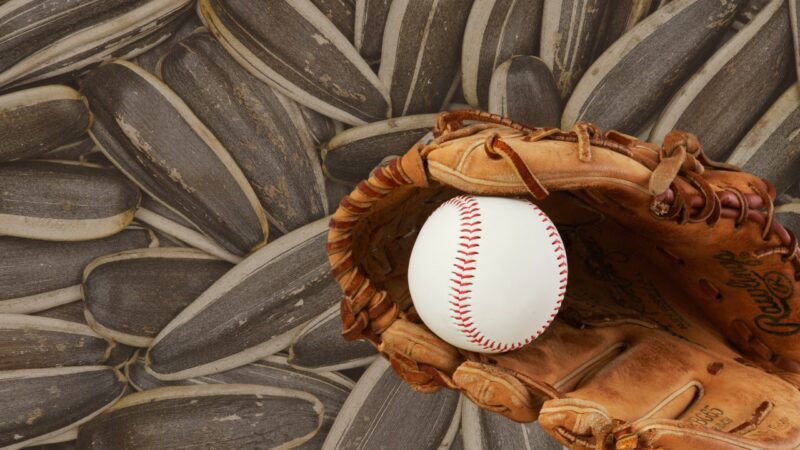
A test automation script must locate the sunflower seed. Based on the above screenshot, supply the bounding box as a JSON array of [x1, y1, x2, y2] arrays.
[[325, 179, 355, 216], [593, 0, 655, 57], [451, 431, 464, 450], [461, 399, 561, 450], [727, 85, 800, 195], [0, 228, 155, 314], [0, 314, 119, 370], [312, 0, 356, 41], [44, 138, 96, 161], [133, 203, 243, 264], [23, 427, 77, 448], [488, 55, 561, 127], [301, 106, 344, 150], [0, 85, 90, 162], [650, 0, 792, 160], [354, 0, 392, 64], [75, 385, 323, 450], [322, 358, 461, 450], [0, 366, 125, 450], [127, 354, 351, 449], [146, 217, 341, 380], [0, 0, 193, 89], [461, 0, 544, 109], [379, 0, 472, 116], [83, 60, 269, 256], [322, 114, 436, 184], [134, 12, 203, 74], [199, 0, 389, 125], [159, 31, 328, 235], [776, 202, 800, 236], [288, 305, 378, 372], [0, 160, 140, 241], [541, 0, 608, 100], [82, 248, 232, 348], [563, 0, 740, 133], [34, 301, 86, 324]]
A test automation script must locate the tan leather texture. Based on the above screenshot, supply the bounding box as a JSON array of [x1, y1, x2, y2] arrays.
[[327, 110, 800, 449]]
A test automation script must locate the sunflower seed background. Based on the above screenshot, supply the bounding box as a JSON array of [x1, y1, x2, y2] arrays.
[[0, 0, 796, 448]]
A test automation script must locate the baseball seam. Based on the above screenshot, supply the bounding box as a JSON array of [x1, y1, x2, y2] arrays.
[[446, 195, 567, 353]]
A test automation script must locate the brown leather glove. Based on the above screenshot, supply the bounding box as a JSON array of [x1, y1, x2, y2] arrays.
[[327, 110, 800, 449]]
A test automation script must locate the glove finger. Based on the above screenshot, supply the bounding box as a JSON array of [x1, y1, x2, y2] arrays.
[[380, 319, 461, 374]]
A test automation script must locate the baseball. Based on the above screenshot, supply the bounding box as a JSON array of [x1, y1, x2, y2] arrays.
[[407, 195, 567, 354]]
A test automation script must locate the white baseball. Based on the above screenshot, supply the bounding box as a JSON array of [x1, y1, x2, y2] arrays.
[[407, 195, 567, 353]]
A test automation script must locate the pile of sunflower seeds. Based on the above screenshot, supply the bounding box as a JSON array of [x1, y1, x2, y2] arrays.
[[1, 0, 798, 448]]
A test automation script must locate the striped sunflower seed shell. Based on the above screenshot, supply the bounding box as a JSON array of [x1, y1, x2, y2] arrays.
[[312, 0, 356, 41], [460, 398, 562, 450], [34, 301, 89, 324], [593, 0, 656, 57], [199, 0, 390, 125], [126, 354, 352, 449], [488, 55, 561, 127], [134, 12, 203, 74], [776, 202, 800, 236], [0, 85, 90, 162], [0, 160, 140, 242], [322, 114, 435, 184], [540, 0, 608, 100], [354, 0, 392, 64], [321, 358, 462, 450], [0, 227, 155, 314], [0, 366, 125, 450], [791, 0, 800, 82], [563, 0, 740, 133], [288, 305, 378, 372], [379, 0, 473, 116], [146, 217, 341, 380], [0, 314, 119, 370], [0, 0, 193, 89], [82, 248, 232, 348], [649, 0, 792, 160], [159, 31, 328, 235], [44, 138, 97, 162], [83, 60, 269, 257], [728, 85, 800, 196], [134, 196, 242, 264], [75, 385, 323, 449], [460, 0, 544, 109]]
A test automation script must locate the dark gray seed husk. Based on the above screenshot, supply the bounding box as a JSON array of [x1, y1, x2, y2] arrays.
[[461, 399, 562, 450], [75, 385, 323, 450], [127, 354, 352, 449], [0, 160, 140, 241], [289, 305, 377, 372], [311, 0, 356, 41], [0, 85, 90, 162], [147, 217, 342, 380], [727, 85, 800, 195], [488, 55, 561, 128], [354, 0, 392, 63], [300, 105, 343, 149], [322, 358, 461, 449], [322, 114, 435, 184], [650, 0, 792, 160], [199, 0, 390, 125], [159, 31, 328, 235], [379, 0, 473, 116], [776, 203, 800, 236], [325, 179, 355, 215], [0, 0, 193, 89], [34, 301, 86, 324], [593, 0, 655, 57], [134, 12, 203, 74], [83, 248, 232, 347], [541, 0, 608, 99], [0, 228, 154, 314], [563, 0, 741, 134], [83, 60, 269, 256], [461, 0, 544, 108], [44, 137, 96, 161], [790, 0, 800, 82], [0, 315, 114, 370], [0, 366, 125, 449]]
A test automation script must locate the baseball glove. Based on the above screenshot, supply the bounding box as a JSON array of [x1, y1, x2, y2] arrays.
[[327, 110, 800, 449]]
